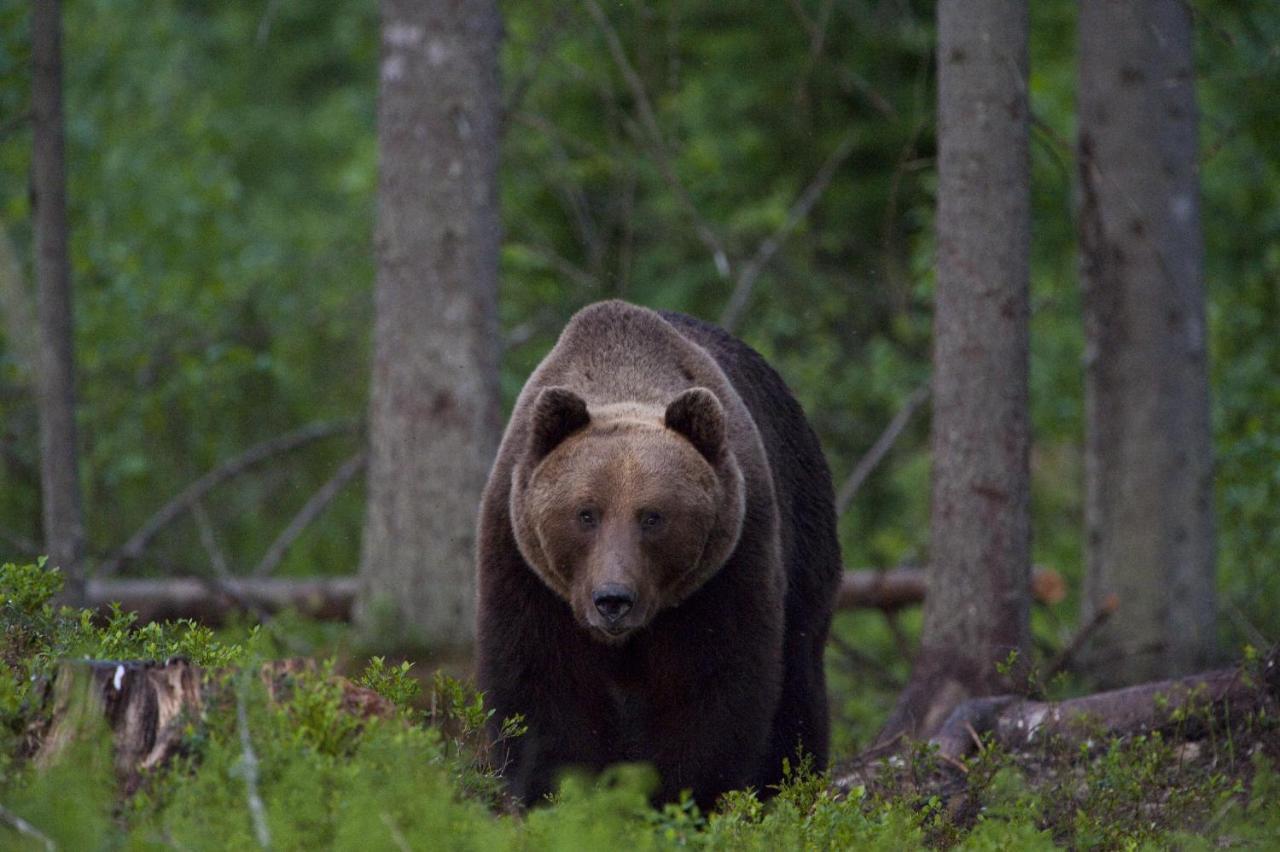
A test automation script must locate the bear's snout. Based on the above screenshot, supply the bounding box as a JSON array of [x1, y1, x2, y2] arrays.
[[592, 583, 636, 625]]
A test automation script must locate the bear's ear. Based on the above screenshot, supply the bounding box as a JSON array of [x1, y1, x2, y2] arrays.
[[664, 387, 726, 463], [529, 386, 590, 463]]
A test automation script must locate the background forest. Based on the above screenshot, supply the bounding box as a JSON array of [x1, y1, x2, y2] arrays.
[[2, 0, 1276, 652], [0, 0, 1279, 847]]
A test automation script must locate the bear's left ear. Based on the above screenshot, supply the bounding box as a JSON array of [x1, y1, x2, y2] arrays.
[[664, 387, 726, 463], [529, 386, 590, 463]]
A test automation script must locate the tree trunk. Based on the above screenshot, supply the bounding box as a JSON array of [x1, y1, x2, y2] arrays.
[[356, 0, 503, 650], [879, 0, 1031, 743], [1077, 0, 1215, 685], [31, 0, 86, 607]]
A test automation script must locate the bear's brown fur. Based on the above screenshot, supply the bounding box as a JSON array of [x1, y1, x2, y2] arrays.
[[476, 300, 840, 808]]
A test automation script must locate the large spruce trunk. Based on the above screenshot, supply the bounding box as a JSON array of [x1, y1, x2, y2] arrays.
[[356, 0, 503, 649], [1077, 0, 1216, 685], [879, 0, 1032, 742], [31, 0, 86, 606]]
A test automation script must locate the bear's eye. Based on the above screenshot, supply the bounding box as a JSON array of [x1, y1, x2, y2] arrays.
[[577, 508, 598, 529], [639, 510, 665, 531]]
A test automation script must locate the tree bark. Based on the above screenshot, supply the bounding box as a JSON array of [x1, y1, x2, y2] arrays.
[[1077, 0, 1215, 685], [878, 0, 1031, 744], [31, 0, 86, 606], [357, 0, 503, 650]]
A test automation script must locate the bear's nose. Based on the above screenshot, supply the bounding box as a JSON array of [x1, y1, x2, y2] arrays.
[[592, 584, 635, 623]]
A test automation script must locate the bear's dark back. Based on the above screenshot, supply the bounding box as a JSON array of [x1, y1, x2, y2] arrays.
[[659, 310, 842, 778]]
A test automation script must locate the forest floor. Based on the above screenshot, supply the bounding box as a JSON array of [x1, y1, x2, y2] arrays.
[[4, 560, 1280, 849]]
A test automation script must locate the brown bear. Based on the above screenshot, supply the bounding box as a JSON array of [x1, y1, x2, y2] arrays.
[[476, 300, 841, 808]]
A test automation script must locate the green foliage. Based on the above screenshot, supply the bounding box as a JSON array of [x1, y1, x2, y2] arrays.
[[0, 560, 243, 765], [6, 560, 1278, 848], [356, 655, 420, 711]]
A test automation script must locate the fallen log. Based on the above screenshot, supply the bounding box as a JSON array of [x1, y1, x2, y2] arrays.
[[930, 645, 1280, 760], [87, 567, 1065, 625], [834, 645, 1280, 792], [87, 576, 359, 625]]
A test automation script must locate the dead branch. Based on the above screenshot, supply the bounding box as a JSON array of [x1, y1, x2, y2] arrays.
[[0, 803, 55, 852], [191, 497, 277, 625], [828, 630, 904, 691], [97, 419, 361, 577], [252, 452, 366, 578], [514, 110, 604, 269], [0, 225, 39, 383], [87, 576, 359, 625], [838, 566, 1064, 611], [582, 0, 731, 279], [0, 525, 40, 557], [192, 498, 232, 580], [719, 130, 858, 332], [235, 676, 272, 849], [516, 241, 604, 291], [834, 383, 930, 516], [1045, 592, 1119, 678], [0, 109, 33, 138], [500, 4, 573, 126], [84, 567, 1063, 627]]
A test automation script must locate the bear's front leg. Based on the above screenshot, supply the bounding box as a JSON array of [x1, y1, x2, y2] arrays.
[[638, 621, 783, 810]]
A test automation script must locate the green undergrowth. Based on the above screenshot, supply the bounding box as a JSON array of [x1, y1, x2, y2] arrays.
[[2, 560, 1279, 850]]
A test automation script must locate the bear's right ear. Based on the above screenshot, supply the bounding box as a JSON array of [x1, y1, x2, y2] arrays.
[[528, 386, 590, 463]]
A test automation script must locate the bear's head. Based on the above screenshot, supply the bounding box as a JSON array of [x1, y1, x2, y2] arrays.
[[511, 386, 746, 644]]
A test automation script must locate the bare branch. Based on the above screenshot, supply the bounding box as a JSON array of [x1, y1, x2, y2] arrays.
[[0, 525, 41, 557], [828, 630, 904, 691], [719, 131, 857, 332], [582, 0, 731, 278], [97, 419, 361, 577], [235, 679, 272, 850], [512, 110, 610, 160], [252, 452, 366, 578], [190, 497, 277, 623], [1045, 592, 1119, 678], [839, 566, 1063, 611], [834, 383, 929, 516], [836, 66, 899, 120], [255, 0, 280, 46], [0, 109, 32, 139], [783, 0, 816, 35], [192, 499, 231, 580], [0, 224, 40, 382], [518, 112, 603, 268], [515, 242, 603, 292], [0, 804, 55, 852], [501, 5, 573, 127]]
